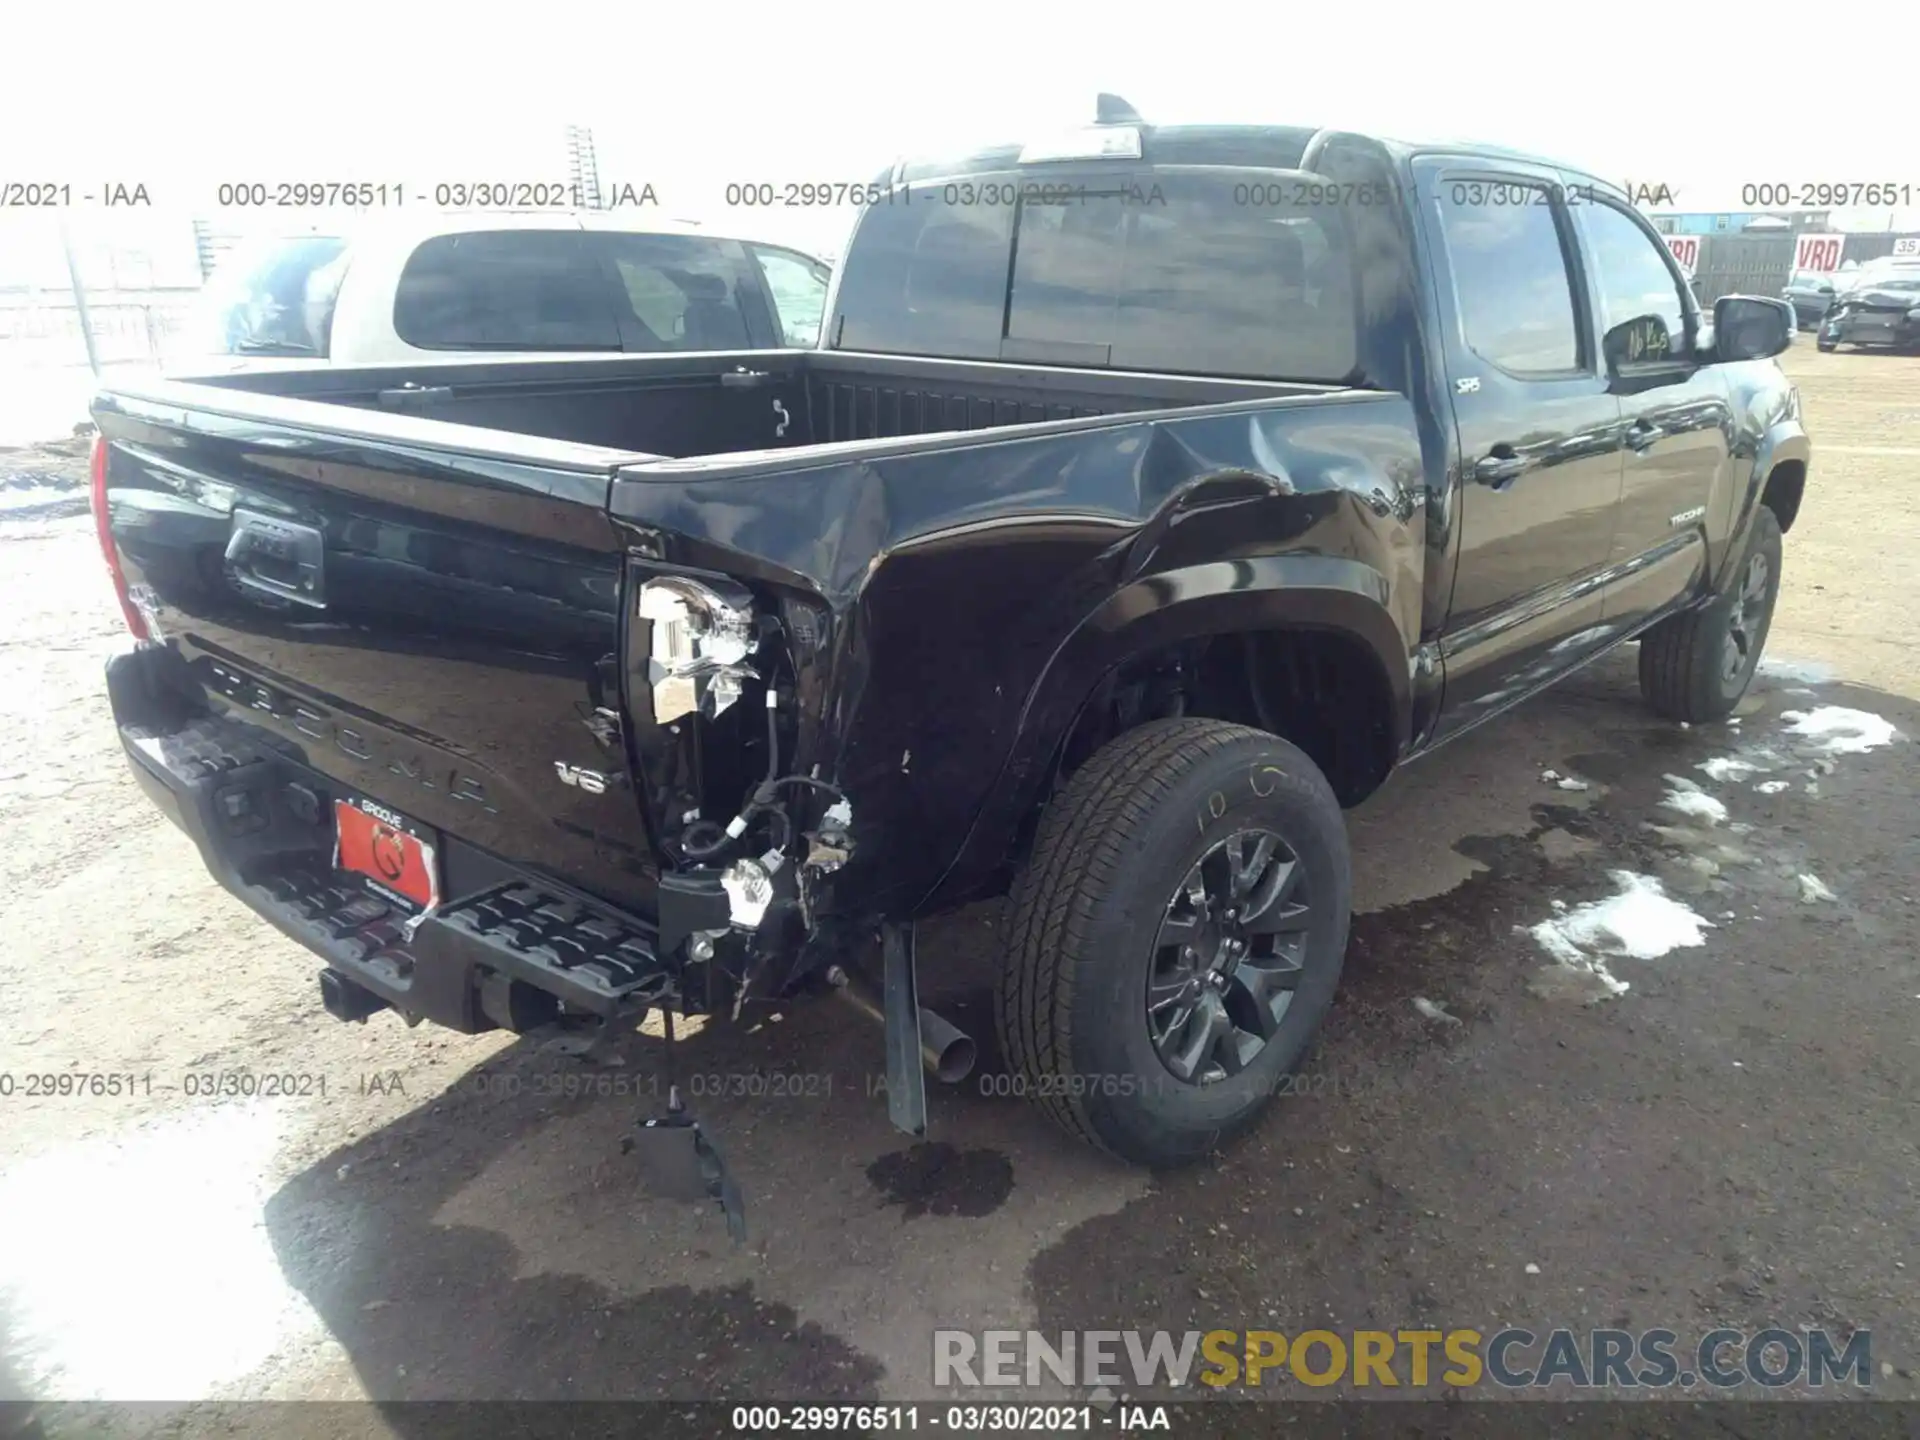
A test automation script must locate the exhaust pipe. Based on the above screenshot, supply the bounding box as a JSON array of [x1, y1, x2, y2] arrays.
[[319, 968, 389, 1023], [830, 967, 976, 1083]]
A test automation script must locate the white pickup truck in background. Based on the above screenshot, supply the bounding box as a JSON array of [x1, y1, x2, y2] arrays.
[[179, 211, 833, 370]]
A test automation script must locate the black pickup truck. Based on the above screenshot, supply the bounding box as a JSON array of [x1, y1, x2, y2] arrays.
[[91, 101, 1808, 1221]]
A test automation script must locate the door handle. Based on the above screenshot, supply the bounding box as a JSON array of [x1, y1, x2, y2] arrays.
[[1625, 420, 1660, 453], [720, 368, 771, 389], [1472, 451, 1528, 488]]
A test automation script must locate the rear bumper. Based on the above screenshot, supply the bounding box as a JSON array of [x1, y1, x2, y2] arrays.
[[113, 653, 675, 1035]]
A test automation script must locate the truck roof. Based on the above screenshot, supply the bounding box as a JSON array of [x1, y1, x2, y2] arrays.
[[885, 100, 1623, 203]]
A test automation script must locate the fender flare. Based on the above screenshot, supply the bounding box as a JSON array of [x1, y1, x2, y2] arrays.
[[915, 553, 1412, 913], [1718, 421, 1809, 588]]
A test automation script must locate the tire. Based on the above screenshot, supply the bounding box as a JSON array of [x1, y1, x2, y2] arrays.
[[996, 718, 1352, 1167], [1638, 504, 1783, 724], [1816, 335, 1837, 353]]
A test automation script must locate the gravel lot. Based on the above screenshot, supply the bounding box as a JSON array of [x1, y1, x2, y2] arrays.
[[0, 346, 1914, 1432]]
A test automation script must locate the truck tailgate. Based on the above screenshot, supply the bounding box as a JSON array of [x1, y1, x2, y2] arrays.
[[93, 381, 663, 916]]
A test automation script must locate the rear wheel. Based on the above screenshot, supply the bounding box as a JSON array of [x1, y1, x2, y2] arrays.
[[997, 719, 1351, 1166], [1638, 504, 1783, 723]]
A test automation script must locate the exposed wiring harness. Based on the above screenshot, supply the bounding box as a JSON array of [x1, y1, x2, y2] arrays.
[[675, 688, 847, 863]]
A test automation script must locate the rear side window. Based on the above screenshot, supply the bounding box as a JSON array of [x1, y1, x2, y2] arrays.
[[601, 233, 752, 351], [194, 235, 349, 357], [1434, 182, 1580, 374], [393, 231, 622, 351], [834, 170, 1360, 382]]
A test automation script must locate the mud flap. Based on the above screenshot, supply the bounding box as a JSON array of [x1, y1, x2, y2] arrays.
[[626, 1097, 747, 1243], [882, 921, 928, 1138]]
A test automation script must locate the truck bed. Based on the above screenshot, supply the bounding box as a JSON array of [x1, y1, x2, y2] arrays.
[[190, 347, 1336, 457], [94, 347, 1408, 1033]]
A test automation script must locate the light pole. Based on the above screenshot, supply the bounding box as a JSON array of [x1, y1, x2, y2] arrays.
[[58, 219, 101, 377], [566, 124, 602, 211]]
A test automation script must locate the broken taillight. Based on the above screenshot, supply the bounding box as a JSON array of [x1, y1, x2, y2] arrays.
[[90, 434, 150, 640]]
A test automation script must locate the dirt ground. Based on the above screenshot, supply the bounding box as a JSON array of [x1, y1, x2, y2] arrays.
[[0, 346, 1915, 1434]]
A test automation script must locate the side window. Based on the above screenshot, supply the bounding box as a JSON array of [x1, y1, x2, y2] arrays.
[[1582, 202, 1689, 362], [1434, 181, 1581, 374], [392, 231, 621, 351], [750, 245, 830, 348], [195, 236, 349, 357], [599, 234, 752, 351]]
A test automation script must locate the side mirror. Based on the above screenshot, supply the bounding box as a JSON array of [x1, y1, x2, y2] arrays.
[[1712, 295, 1794, 362], [1816, 282, 1834, 294], [1602, 312, 1676, 370]]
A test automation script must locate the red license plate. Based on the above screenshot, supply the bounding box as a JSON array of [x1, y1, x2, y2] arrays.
[[333, 798, 441, 912]]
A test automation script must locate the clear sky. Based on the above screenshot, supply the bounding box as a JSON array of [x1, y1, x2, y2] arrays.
[[5, 0, 1920, 259]]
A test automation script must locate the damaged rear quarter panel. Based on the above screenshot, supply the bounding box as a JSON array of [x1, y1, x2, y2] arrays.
[[609, 391, 1425, 923]]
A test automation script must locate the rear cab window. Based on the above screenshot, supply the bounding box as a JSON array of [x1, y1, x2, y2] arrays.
[[393, 230, 623, 351], [831, 166, 1362, 383], [192, 235, 350, 357]]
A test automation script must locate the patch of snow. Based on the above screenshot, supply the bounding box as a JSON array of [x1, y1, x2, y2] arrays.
[[1798, 874, 1836, 904], [1412, 997, 1462, 1025], [1529, 871, 1714, 999], [1754, 780, 1789, 795], [1556, 777, 1590, 792], [1699, 756, 1761, 783], [1660, 774, 1728, 824], [1540, 769, 1563, 783], [1758, 656, 1836, 684], [1781, 706, 1899, 756], [0, 485, 88, 519]]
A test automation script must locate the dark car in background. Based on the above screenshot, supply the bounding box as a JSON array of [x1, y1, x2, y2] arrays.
[[1818, 272, 1920, 352], [1782, 269, 1839, 330]]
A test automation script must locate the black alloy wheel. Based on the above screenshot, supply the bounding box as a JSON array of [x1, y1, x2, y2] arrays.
[[1146, 829, 1311, 1084]]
